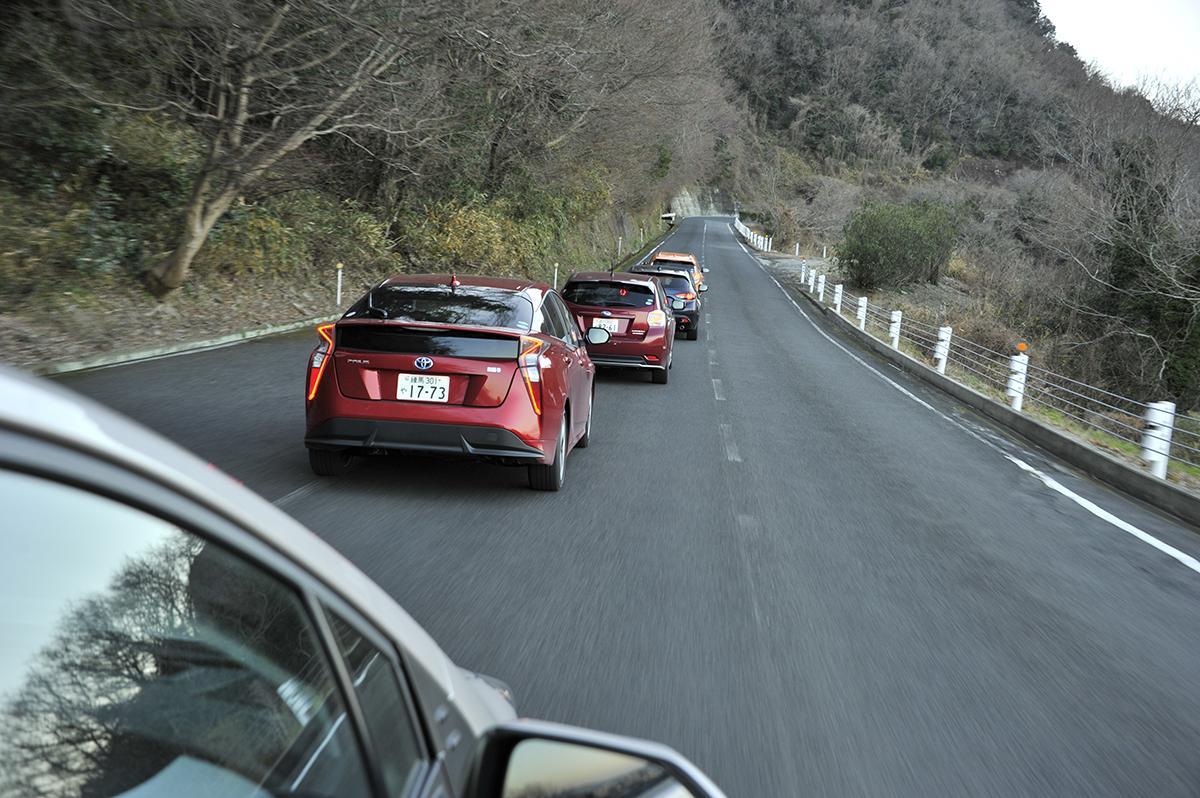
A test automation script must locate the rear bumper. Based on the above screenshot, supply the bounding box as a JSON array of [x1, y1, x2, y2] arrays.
[[306, 418, 544, 461], [674, 310, 700, 328], [585, 333, 670, 370]]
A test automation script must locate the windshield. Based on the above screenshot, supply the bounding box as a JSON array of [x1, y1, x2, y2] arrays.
[[343, 285, 534, 330], [563, 282, 655, 308]]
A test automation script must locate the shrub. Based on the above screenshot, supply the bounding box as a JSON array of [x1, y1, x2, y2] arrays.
[[839, 200, 959, 289]]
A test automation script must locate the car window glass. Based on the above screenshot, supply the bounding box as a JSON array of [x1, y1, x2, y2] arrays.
[[539, 296, 568, 341], [655, 275, 695, 295], [343, 285, 534, 331], [546, 293, 581, 344], [325, 610, 425, 797], [0, 469, 371, 798], [562, 282, 655, 308]]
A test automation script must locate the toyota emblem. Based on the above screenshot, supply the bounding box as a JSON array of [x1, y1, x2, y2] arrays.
[[414, 356, 434, 370]]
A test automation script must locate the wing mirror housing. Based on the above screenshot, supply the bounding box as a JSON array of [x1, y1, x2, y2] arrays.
[[702, 267, 710, 273], [585, 327, 611, 345], [699, 283, 709, 293], [466, 720, 726, 798], [670, 299, 686, 311]]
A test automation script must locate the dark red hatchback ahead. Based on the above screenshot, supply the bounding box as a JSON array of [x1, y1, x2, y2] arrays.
[[562, 271, 677, 384], [304, 274, 605, 491]]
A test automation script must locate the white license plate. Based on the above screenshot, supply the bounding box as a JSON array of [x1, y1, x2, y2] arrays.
[[592, 318, 620, 333], [396, 373, 450, 402]]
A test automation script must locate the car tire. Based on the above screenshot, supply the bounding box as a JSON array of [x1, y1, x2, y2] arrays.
[[652, 366, 668, 384], [528, 414, 567, 491], [686, 327, 699, 341], [309, 448, 351, 477], [576, 393, 593, 448]]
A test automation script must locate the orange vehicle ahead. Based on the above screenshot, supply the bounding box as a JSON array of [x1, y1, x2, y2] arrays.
[[651, 251, 706, 287]]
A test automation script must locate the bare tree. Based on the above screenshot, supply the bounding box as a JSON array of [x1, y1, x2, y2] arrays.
[[10, 0, 458, 293]]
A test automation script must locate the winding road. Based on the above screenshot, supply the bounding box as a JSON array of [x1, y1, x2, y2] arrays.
[[62, 217, 1200, 796]]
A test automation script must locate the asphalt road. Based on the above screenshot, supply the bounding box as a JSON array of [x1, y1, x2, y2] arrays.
[[62, 217, 1200, 796]]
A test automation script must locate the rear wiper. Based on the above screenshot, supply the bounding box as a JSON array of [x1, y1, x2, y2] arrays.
[[365, 291, 389, 319]]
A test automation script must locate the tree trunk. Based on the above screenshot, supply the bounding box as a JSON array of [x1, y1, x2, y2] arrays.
[[146, 178, 232, 296]]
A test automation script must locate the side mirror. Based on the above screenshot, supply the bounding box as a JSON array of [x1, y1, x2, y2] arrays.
[[585, 327, 611, 345], [671, 299, 686, 311], [699, 284, 709, 293], [468, 720, 726, 798], [702, 267, 710, 273]]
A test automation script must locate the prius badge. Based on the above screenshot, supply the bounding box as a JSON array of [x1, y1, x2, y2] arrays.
[[414, 356, 434, 370]]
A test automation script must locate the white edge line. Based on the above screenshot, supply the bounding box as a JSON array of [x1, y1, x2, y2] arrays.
[[748, 253, 1200, 576], [712, 378, 726, 401]]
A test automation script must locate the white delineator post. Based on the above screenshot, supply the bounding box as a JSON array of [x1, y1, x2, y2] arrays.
[[934, 326, 952, 375], [800, 264, 808, 283], [822, 245, 828, 259], [807, 268, 816, 293], [767, 236, 772, 252], [816, 274, 826, 302], [833, 283, 843, 314], [888, 310, 902, 349], [617, 236, 623, 259], [553, 262, 559, 289], [1141, 401, 1177, 479], [335, 262, 344, 306], [1006, 353, 1030, 412], [856, 297, 867, 330], [795, 242, 800, 256]]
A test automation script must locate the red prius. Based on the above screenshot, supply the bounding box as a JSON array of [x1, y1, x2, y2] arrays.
[[304, 274, 607, 491], [562, 271, 677, 384]]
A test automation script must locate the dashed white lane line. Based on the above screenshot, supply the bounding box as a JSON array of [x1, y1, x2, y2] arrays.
[[735, 514, 765, 627], [708, 350, 719, 366], [720, 423, 742, 462], [749, 254, 1200, 576], [274, 481, 319, 508], [712, 378, 726, 401]]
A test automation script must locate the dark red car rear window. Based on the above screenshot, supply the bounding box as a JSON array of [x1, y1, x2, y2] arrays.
[[344, 285, 534, 331], [562, 281, 655, 308]]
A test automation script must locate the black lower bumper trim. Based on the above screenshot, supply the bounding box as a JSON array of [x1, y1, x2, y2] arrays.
[[306, 418, 543, 460], [591, 355, 660, 369]]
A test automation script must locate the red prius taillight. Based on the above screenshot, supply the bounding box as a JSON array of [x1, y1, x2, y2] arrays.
[[675, 292, 697, 301], [518, 335, 549, 415], [306, 323, 336, 401]]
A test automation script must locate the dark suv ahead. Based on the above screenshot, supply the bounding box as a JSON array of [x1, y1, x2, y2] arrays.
[[0, 367, 725, 798], [631, 263, 705, 340]]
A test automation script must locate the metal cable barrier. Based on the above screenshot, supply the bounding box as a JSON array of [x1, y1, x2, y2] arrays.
[[774, 260, 1198, 481]]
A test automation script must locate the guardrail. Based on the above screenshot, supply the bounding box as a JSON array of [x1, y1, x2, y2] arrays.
[[732, 216, 772, 253], [736, 235, 1199, 483]]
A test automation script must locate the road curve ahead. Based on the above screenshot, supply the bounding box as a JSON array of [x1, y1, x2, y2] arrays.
[[63, 217, 1200, 796]]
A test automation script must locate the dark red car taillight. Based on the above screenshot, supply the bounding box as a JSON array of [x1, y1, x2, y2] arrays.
[[518, 335, 549, 415], [306, 323, 336, 400]]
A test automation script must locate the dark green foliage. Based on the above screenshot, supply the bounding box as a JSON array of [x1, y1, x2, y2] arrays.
[[1093, 136, 1200, 407], [840, 201, 960, 289], [649, 145, 673, 181]]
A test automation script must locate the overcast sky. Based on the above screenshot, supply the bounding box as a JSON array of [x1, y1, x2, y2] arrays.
[[1039, 0, 1200, 90]]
